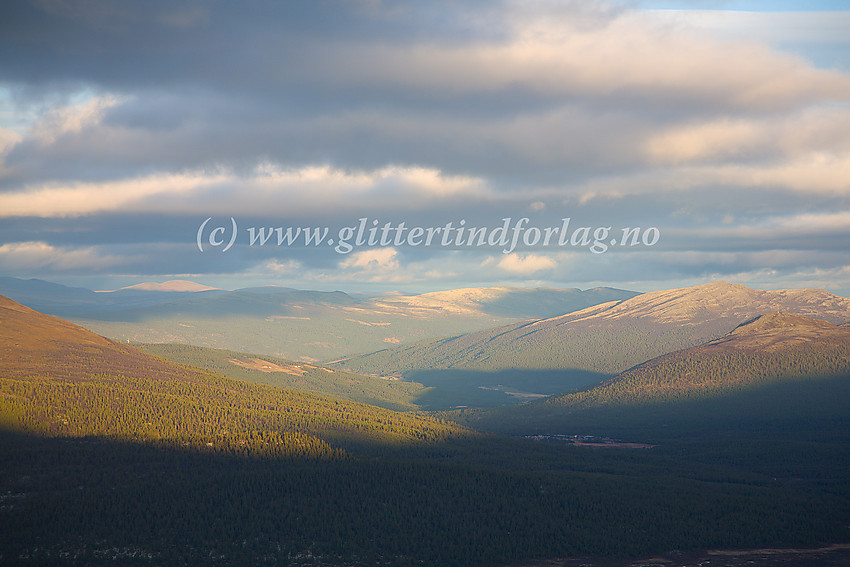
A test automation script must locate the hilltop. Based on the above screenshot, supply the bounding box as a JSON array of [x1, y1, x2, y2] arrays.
[[547, 312, 850, 408], [114, 280, 221, 292]]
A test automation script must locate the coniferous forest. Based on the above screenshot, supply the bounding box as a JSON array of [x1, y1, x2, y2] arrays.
[[1, 297, 850, 566]]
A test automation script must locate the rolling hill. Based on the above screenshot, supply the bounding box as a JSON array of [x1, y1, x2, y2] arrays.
[[338, 281, 850, 378], [467, 312, 850, 438]]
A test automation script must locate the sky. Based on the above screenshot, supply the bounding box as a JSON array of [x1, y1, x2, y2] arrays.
[[1, 0, 849, 295]]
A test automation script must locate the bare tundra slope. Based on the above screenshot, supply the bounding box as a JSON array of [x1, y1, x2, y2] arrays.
[[337, 281, 850, 377]]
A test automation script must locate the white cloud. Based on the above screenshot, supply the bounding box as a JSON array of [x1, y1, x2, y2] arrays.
[[0, 170, 232, 218], [0, 126, 21, 179], [28, 94, 122, 146], [0, 162, 492, 218], [491, 253, 557, 275], [326, 6, 850, 111], [0, 127, 20, 154], [265, 259, 304, 274], [648, 10, 850, 49], [645, 107, 850, 165], [0, 241, 127, 271], [339, 247, 400, 273]]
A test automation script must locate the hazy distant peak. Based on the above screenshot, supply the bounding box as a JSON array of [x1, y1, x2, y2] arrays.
[[117, 280, 221, 292]]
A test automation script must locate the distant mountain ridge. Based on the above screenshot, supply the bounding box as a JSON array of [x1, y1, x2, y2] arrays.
[[0, 277, 637, 361], [553, 281, 850, 325], [114, 280, 221, 292], [0, 276, 227, 315], [337, 281, 850, 376]]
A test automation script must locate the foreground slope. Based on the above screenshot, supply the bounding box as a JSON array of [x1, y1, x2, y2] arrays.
[[470, 312, 850, 437], [0, 295, 468, 451], [339, 282, 850, 377]]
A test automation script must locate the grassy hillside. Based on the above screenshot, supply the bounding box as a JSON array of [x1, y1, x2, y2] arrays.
[[137, 342, 427, 411]]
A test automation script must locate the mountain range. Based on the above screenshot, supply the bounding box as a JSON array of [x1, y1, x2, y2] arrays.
[[338, 281, 850, 377], [0, 277, 638, 362]]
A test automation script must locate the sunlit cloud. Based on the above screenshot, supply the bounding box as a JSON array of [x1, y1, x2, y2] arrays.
[[644, 107, 850, 165], [28, 95, 123, 146], [0, 241, 127, 271], [487, 253, 557, 275], [339, 247, 400, 273], [0, 164, 492, 218], [0, 170, 232, 218], [331, 6, 850, 110]]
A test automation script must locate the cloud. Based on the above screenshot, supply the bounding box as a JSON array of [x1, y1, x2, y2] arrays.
[[0, 241, 127, 272], [265, 259, 304, 274], [339, 247, 400, 273], [27, 94, 122, 146], [0, 164, 491, 218], [0, 127, 20, 154], [0, 170, 232, 217], [489, 253, 557, 275], [0, 1, 849, 294], [644, 106, 850, 165]]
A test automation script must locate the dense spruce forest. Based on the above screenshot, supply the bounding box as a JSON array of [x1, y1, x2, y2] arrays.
[[3, 429, 850, 566]]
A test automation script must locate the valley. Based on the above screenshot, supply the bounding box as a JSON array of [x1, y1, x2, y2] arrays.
[[1, 280, 850, 566]]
